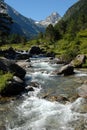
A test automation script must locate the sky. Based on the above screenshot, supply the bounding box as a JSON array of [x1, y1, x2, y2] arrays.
[[5, 0, 78, 21]]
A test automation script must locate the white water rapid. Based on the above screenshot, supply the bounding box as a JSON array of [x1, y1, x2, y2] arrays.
[[0, 57, 87, 130]]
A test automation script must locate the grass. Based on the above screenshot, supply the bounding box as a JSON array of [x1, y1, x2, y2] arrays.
[[0, 39, 39, 51], [0, 43, 29, 50], [0, 29, 87, 60], [0, 72, 13, 92]]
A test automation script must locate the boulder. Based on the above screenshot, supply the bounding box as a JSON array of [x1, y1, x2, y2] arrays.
[[77, 84, 87, 98], [70, 54, 86, 68], [29, 46, 41, 56], [57, 64, 74, 76], [16, 54, 29, 60], [3, 47, 16, 59], [0, 57, 26, 79], [0, 76, 25, 96]]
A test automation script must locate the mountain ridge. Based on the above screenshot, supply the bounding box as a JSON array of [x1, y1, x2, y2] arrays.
[[6, 3, 45, 38]]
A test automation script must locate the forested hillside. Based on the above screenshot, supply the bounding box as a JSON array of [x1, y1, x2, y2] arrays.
[[55, 0, 87, 39], [36, 0, 87, 61]]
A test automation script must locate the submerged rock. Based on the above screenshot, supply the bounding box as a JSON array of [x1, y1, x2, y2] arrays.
[[42, 92, 69, 104], [30, 81, 40, 88], [49, 95, 69, 103], [25, 86, 34, 92]]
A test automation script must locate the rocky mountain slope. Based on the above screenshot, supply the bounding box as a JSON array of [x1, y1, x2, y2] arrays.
[[36, 12, 61, 27], [0, 0, 61, 39], [6, 3, 45, 38]]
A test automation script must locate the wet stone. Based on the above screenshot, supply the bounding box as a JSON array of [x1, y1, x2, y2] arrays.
[[25, 86, 34, 91], [77, 84, 87, 98]]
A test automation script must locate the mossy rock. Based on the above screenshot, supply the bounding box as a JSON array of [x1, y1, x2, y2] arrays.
[[70, 54, 86, 68]]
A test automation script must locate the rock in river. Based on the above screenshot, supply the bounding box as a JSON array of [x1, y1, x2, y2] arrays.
[[52, 64, 74, 76], [0, 76, 25, 96], [77, 84, 87, 98], [0, 57, 26, 79]]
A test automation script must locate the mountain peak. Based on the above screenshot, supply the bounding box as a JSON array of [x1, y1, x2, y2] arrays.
[[51, 12, 60, 16], [38, 12, 61, 27]]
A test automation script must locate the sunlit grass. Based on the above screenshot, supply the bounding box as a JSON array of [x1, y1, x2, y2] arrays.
[[0, 39, 40, 50], [0, 72, 13, 92]]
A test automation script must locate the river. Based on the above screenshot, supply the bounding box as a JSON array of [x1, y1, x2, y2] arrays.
[[0, 57, 87, 130]]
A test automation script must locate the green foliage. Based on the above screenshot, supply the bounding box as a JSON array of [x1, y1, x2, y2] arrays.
[[54, 19, 67, 36], [0, 72, 13, 92], [0, 38, 42, 50], [45, 24, 60, 42], [77, 29, 87, 38], [7, 34, 27, 44], [38, 32, 44, 39], [82, 59, 87, 68], [36, 0, 87, 60], [54, 0, 87, 40], [45, 24, 55, 42]]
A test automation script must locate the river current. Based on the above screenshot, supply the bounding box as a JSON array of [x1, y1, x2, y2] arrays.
[[0, 57, 87, 130]]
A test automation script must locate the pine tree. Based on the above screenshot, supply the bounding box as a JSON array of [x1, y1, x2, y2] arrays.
[[45, 24, 56, 42]]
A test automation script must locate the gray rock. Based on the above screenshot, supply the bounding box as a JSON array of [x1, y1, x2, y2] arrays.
[[16, 54, 29, 60], [0, 76, 25, 96], [13, 76, 24, 83], [0, 57, 26, 79], [29, 46, 41, 55], [70, 54, 86, 68], [57, 64, 74, 76]]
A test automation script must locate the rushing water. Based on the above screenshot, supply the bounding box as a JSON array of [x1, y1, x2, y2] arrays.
[[0, 57, 87, 130]]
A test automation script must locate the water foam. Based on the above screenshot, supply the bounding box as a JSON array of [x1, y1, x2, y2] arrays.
[[7, 94, 87, 130], [6, 58, 87, 130]]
